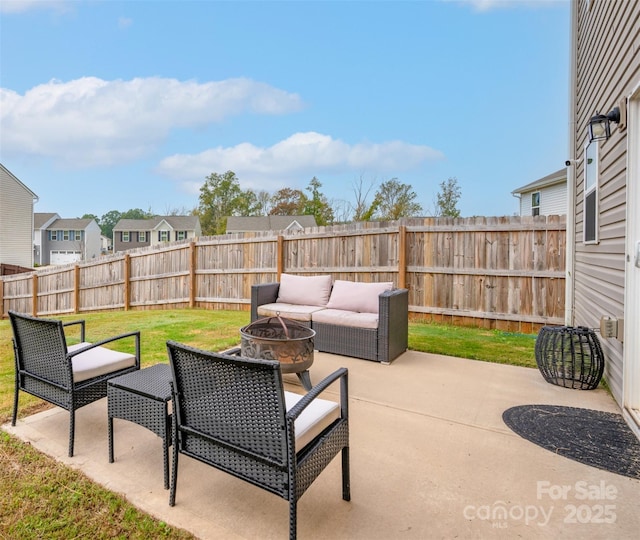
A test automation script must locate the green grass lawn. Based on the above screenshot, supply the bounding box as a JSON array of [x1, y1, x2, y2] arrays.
[[0, 308, 536, 538]]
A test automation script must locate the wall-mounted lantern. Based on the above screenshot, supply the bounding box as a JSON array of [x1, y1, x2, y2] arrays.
[[588, 107, 620, 142]]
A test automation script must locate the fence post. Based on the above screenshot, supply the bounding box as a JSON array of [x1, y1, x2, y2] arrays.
[[32, 274, 38, 316], [277, 235, 284, 280], [189, 241, 197, 307], [124, 254, 131, 311], [74, 265, 80, 313], [398, 225, 407, 289]]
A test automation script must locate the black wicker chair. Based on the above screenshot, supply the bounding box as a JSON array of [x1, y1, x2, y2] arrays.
[[166, 341, 350, 540], [9, 311, 140, 457]]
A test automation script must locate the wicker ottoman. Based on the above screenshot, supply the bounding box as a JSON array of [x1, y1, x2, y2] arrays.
[[108, 363, 173, 489]]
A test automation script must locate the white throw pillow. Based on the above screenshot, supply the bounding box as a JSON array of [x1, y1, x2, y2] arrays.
[[276, 273, 333, 307], [326, 280, 393, 313]]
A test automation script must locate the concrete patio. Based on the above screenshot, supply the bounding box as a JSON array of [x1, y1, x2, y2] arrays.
[[5, 350, 640, 539]]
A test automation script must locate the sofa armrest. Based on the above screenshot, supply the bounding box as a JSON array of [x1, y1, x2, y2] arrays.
[[377, 288, 409, 363], [250, 282, 280, 321]]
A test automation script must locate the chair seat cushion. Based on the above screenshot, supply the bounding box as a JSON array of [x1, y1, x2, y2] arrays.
[[68, 342, 137, 383], [312, 309, 379, 329], [257, 303, 326, 322], [285, 391, 340, 451]]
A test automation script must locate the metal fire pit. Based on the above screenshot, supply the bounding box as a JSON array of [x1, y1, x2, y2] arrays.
[[240, 315, 315, 390]]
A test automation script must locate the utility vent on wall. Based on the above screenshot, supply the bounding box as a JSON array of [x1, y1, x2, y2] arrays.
[[600, 316, 624, 342]]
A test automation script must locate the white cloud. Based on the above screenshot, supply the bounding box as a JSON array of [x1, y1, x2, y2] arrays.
[[0, 77, 303, 167], [118, 16, 133, 29], [157, 132, 444, 193], [0, 0, 70, 14], [446, 0, 563, 12]]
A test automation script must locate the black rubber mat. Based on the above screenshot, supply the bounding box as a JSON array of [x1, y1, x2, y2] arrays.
[[503, 405, 640, 480]]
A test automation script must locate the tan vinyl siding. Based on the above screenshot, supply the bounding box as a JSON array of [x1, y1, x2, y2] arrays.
[[0, 165, 36, 268], [572, 0, 640, 406]]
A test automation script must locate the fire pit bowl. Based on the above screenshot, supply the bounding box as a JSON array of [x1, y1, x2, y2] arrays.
[[240, 316, 316, 378]]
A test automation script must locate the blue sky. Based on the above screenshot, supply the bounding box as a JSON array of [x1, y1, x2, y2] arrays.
[[0, 0, 570, 220]]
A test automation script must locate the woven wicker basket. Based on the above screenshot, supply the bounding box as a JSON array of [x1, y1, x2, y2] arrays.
[[535, 325, 604, 390]]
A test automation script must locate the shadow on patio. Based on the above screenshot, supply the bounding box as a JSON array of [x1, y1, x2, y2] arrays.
[[5, 350, 640, 539]]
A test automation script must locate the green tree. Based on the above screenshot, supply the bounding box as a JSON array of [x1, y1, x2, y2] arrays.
[[303, 177, 334, 226], [196, 171, 258, 235], [373, 178, 423, 220], [97, 208, 154, 239], [99, 210, 122, 239], [269, 188, 307, 216], [81, 214, 100, 233], [435, 177, 462, 217]]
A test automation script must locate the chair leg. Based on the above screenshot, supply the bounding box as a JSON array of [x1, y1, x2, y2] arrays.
[[108, 416, 114, 463], [169, 424, 179, 505], [68, 410, 75, 457], [289, 498, 297, 540], [11, 385, 19, 427], [342, 446, 351, 501]]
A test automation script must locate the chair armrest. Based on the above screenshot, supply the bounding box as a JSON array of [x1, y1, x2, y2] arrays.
[[66, 331, 141, 369], [286, 367, 348, 422], [63, 320, 86, 342], [378, 288, 409, 363], [251, 282, 280, 321]]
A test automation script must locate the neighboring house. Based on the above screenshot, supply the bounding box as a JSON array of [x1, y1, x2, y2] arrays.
[[226, 215, 317, 233], [100, 235, 112, 254], [0, 163, 38, 269], [567, 0, 640, 438], [112, 216, 202, 252], [39, 217, 102, 265], [511, 169, 567, 217], [34, 212, 60, 265]]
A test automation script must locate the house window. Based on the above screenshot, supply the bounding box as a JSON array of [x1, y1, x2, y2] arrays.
[[159, 231, 169, 242], [138, 231, 147, 242], [531, 192, 541, 217], [50, 230, 58, 241], [75, 230, 82, 241], [63, 230, 70, 241], [176, 231, 187, 241], [584, 142, 598, 243], [122, 231, 130, 242]]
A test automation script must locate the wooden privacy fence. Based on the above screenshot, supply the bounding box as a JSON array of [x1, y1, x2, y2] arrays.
[[0, 216, 566, 332]]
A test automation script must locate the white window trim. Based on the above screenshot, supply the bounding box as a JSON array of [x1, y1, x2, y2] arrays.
[[531, 192, 541, 217]]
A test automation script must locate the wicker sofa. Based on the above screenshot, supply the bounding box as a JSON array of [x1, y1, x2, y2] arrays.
[[250, 274, 408, 363]]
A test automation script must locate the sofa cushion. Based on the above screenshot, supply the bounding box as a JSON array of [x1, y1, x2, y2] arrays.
[[276, 273, 333, 307], [257, 303, 325, 322], [312, 309, 379, 329], [325, 280, 393, 314], [284, 391, 340, 451], [68, 342, 137, 383]]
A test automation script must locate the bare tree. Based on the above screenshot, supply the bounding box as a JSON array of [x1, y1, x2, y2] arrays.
[[350, 174, 378, 222], [255, 190, 272, 216]]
